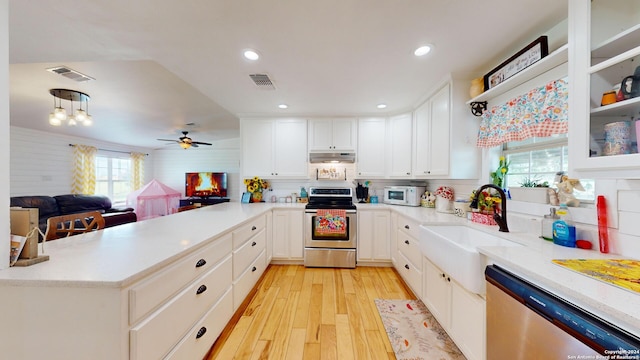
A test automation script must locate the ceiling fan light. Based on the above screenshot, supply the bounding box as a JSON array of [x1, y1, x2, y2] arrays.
[[179, 142, 191, 149], [49, 113, 62, 126], [54, 107, 67, 120]]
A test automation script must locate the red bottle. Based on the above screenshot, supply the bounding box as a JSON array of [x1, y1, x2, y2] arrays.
[[596, 196, 609, 253]]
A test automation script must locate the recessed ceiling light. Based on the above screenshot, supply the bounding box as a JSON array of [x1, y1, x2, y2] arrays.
[[278, 104, 288, 109], [414, 45, 432, 57], [377, 104, 387, 109], [243, 49, 260, 60]]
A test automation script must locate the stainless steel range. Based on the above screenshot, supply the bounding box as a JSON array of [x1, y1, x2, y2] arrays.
[[304, 187, 357, 268]]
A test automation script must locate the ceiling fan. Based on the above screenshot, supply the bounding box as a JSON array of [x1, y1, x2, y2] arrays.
[[157, 131, 212, 149]]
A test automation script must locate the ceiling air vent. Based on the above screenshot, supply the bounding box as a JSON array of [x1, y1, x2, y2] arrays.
[[249, 73, 275, 90], [46, 66, 95, 82]]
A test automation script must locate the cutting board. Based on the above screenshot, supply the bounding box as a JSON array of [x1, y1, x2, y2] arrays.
[[552, 259, 640, 294]]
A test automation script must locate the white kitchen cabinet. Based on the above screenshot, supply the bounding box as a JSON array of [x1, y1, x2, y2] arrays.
[[272, 209, 304, 261], [414, 84, 450, 176], [308, 118, 357, 152], [388, 113, 413, 178], [241, 118, 308, 179], [357, 209, 391, 264], [393, 214, 422, 295], [356, 117, 387, 178], [422, 256, 485, 360], [413, 79, 479, 179], [568, 0, 640, 178]]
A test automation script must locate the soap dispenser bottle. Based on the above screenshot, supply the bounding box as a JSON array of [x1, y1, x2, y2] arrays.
[[541, 207, 558, 241], [553, 204, 576, 247]]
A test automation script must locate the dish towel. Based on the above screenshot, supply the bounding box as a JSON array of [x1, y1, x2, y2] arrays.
[[315, 209, 347, 235]]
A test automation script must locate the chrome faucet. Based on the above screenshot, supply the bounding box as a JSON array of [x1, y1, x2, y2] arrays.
[[469, 184, 509, 232]]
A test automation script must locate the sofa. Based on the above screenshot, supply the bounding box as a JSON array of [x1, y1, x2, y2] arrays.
[[10, 194, 137, 237]]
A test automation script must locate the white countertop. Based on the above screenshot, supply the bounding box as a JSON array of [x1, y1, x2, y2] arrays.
[[0, 203, 282, 288], [3, 201, 639, 336]]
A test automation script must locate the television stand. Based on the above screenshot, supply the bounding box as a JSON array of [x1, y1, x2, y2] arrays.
[[179, 198, 230, 207]]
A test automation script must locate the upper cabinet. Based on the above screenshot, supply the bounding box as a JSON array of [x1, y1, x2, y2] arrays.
[[568, 0, 640, 178], [388, 113, 414, 178], [413, 78, 480, 179], [241, 118, 308, 179], [308, 118, 357, 152], [356, 117, 387, 178]]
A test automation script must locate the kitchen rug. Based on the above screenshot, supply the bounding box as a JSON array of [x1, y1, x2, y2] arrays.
[[552, 259, 640, 294], [374, 299, 466, 360]]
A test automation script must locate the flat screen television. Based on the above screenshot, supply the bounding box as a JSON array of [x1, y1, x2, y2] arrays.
[[185, 172, 228, 198]]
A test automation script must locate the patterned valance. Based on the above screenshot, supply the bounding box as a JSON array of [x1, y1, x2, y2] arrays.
[[476, 78, 568, 148]]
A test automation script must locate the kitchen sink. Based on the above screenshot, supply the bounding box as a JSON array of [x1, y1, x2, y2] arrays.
[[419, 224, 521, 295]]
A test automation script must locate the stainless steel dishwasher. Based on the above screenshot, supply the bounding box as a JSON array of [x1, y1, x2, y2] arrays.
[[485, 265, 640, 359]]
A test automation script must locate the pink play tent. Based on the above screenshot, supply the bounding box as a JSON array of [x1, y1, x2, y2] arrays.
[[127, 179, 181, 220]]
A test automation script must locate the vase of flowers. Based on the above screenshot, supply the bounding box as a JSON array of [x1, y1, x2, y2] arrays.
[[435, 186, 454, 213], [244, 176, 270, 203]]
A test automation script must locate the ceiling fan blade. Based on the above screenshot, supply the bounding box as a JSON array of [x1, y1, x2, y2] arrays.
[[192, 141, 212, 146], [157, 139, 180, 142], [191, 143, 199, 148]]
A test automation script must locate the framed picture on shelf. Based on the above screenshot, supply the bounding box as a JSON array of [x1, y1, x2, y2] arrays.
[[484, 36, 549, 90], [241, 192, 251, 204]]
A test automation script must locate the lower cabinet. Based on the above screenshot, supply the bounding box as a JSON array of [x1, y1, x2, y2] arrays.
[[272, 209, 304, 261], [357, 209, 391, 264], [422, 256, 486, 360]]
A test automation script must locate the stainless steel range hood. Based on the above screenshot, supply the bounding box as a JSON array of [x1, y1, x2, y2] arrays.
[[309, 152, 356, 163]]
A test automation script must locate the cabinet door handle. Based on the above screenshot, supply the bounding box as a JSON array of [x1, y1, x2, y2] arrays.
[[195, 259, 207, 268], [196, 327, 207, 339], [447, 277, 451, 282], [252, 266, 257, 272], [404, 264, 410, 270], [196, 285, 207, 295], [404, 240, 410, 245], [441, 273, 446, 278], [406, 172, 410, 175], [404, 225, 410, 229], [252, 241, 257, 246], [251, 226, 257, 231]]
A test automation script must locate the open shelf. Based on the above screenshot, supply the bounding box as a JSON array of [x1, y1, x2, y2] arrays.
[[591, 96, 640, 117], [592, 23, 640, 60], [466, 44, 568, 104]]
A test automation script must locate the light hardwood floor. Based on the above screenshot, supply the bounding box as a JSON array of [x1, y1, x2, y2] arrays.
[[207, 265, 417, 360]]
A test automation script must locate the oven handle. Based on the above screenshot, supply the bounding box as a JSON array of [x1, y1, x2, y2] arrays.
[[305, 209, 357, 214]]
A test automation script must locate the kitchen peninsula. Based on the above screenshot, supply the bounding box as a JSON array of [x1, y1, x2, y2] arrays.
[[0, 202, 638, 359]]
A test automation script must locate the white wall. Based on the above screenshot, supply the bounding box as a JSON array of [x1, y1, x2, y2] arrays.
[[152, 138, 241, 201], [1, 0, 9, 270], [10, 126, 154, 196]]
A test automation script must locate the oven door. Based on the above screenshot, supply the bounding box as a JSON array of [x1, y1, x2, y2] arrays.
[[305, 210, 357, 249]]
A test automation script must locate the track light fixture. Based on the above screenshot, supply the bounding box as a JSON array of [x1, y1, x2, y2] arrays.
[[48, 89, 93, 126]]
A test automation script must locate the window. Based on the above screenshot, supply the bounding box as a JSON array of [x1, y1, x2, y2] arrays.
[[95, 155, 131, 205], [504, 135, 595, 202]]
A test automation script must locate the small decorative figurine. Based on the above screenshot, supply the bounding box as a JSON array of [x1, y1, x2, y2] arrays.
[[556, 175, 584, 207]]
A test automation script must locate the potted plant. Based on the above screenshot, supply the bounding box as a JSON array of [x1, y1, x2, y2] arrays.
[[509, 178, 550, 204]]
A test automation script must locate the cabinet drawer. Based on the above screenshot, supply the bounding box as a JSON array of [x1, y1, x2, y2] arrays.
[[164, 287, 233, 360], [232, 215, 266, 250], [397, 216, 420, 239], [397, 251, 422, 297], [397, 231, 422, 271], [129, 234, 232, 324], [130, 255, 232, 360], [233, 250, 266, 311], [233, 228, 266, 279]]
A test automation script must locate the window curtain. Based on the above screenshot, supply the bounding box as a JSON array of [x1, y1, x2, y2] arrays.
[[130, 152, 145, 191], [71, 145, 97, 194], [476, 78, 569, 148]]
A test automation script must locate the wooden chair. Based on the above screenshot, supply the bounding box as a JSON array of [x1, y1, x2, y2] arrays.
[[44, 211, 106, 241]]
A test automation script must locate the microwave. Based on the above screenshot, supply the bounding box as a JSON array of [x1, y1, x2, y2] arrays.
[[383, 186, 425, 207]]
